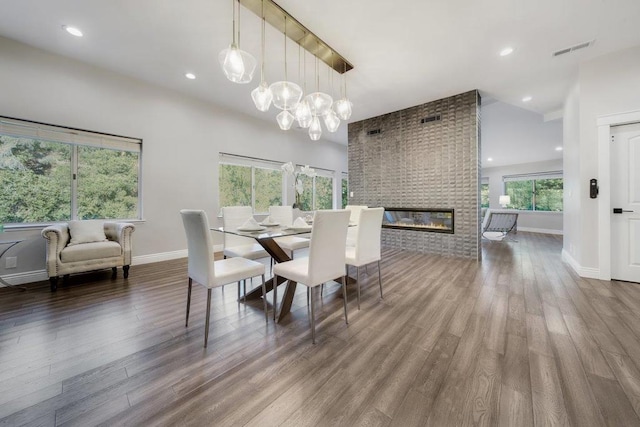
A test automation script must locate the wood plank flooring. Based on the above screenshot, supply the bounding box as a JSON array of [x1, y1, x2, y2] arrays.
[[2, 233, 640, 426]]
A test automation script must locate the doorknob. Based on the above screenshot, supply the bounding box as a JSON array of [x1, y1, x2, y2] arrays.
[[613, 208, 634, 214]]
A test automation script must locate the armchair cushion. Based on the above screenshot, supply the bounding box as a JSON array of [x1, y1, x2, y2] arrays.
[[68, 220, 107, 246], [61, 241, 122, 263]]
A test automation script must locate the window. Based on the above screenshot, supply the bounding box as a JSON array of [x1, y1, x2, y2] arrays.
[[503, 172, 563, 211], [218, 154, 282, 214], [341, 173, 349, 208], [0, 117, 141, 224], [480, 182, 489, 208], [297, 167, 335, 211]]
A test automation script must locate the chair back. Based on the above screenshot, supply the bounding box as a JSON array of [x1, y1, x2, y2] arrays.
[[354, 207, 384, 263], [345, 205, 368, 224], [307, 210, 351, 285], [180, 210, 215, 286], [269, 205, 294, 226], [221, 206, 254, 248]]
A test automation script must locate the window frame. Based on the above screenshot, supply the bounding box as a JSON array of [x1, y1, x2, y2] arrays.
[[502, 171, 563, 212], [0, 116, 143, 226], [218, 153, 284, 214], [296, 164, 336, 210]]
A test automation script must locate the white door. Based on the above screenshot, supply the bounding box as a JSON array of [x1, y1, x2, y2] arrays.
[[611, 123, 640, 283]]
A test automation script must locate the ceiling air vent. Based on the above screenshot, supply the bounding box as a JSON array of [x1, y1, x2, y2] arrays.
[[553, 40, 595, 57], [367, 129, 381, 136], [421, 114, 441, 124]]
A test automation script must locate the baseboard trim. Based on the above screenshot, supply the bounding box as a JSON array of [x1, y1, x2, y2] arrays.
[[131, 245, 223, 266], [518, 227, 563, 235], [132, 249, 188, 265], [0, 270, 48, 286], [0, 247, 228, 286], [562, 249, 600, 279]]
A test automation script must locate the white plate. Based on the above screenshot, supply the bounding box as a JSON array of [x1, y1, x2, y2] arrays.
[[237, 226, 266, 232], [259, 222, 280, 227]]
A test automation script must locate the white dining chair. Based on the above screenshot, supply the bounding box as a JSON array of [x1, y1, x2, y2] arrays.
[[345, 207, 384, 309], [181, 210, 267, 348], [345, 205, 367, 247], [269, 205, 310, 259], [222, 206, 270, 298], [273, 209, 351, 344]]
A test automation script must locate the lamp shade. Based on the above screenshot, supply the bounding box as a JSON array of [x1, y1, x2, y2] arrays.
[[334, 98, 353, 120], [309, 116, 322, 140], [218, 44, 256, 84], [270, 81, 303, 110], [499, 195, 511, 207], [323, 110, 340, 133], [276, 110, 295, 130], [294, 99, 313, 128], [251, 81, 273, 112], [305, 92, 333, 116]]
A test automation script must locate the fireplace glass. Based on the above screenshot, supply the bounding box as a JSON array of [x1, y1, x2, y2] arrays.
[[382, 208, 454, 234]]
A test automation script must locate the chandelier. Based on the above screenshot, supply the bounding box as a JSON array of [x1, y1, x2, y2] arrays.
[[219, 0, 354, 141]]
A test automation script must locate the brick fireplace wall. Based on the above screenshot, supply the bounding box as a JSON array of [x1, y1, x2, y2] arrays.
[[348, 90, 481, 260]]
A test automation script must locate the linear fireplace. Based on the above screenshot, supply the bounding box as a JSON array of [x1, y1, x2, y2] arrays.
[[382, 208, 454, 234]]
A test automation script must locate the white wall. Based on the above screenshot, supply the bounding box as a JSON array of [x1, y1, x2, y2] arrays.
[[482, 159, 564, 233], [565, 45, 640, 271], [562, 83, 581, 262], [0, 37, 347, 282]]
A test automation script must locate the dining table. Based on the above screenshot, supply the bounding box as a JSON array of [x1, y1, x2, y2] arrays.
[[212, 221, 353, 323]]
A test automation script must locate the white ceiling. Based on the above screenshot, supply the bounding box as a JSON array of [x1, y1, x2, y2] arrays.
[[0, 0, 639, 156]]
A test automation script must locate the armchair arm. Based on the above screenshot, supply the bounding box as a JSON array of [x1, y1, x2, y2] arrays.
[[41, 224, 70, 276], [104, 222, 135, 265]]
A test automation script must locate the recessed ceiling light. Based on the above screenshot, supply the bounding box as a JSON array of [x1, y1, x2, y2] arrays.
[[522, 96, 532, 102], [63, 25, 83, 37], [499, 47, 514, 57], [487, 157, 493, 162], [555, 146, 563, 151], [185, 73, 196, 80]]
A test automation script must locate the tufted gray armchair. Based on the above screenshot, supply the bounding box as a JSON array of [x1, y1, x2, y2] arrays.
[[41, 222, 135, 291]]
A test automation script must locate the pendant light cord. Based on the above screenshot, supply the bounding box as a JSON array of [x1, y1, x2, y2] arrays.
[[236, 0, 241, 47], [283, 16, 288, 81], [260, 0, 265, 82], [231, 0, 237, 45]]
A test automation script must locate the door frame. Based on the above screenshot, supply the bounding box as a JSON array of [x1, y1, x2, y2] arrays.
[[597, 109, 640, 280]]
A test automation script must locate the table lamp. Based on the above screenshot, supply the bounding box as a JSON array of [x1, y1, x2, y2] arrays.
[[499, 195, 511, 208]]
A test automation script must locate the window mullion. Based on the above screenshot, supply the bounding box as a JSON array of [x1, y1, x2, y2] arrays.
[[251, 166, 256, 213], [71, 145, 78, 219]]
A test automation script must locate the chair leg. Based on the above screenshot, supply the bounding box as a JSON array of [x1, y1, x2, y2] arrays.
[[237, 280, 241, 302], [204, 288, 212, 348], [378, 260, 383, 299], [342, 276, 349, 325], [261, 274, 268, 323], [243, 279, 247, 302], [49, 277, 58, 292], [111, 267, 117, 278], [185, 278, 192, 327], [310, 286, 316, 344], [356, 267, 361, 310], [123, 265, 130, 278], [273, 275, 278, 321]]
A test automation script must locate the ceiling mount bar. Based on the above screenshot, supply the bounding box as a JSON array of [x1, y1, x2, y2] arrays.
[[239, 0, 354, 74]]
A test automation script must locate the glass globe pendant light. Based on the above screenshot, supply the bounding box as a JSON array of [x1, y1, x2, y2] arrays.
[[250, 0, 272, 111], [304, 43, 333, 117], [218, 0, 256, 84], [309, 115, 322, 140], [323, 110, 340, 133], [277, 110, 295, 130], [269, 16, 302, 112], [334, 63, 353, 120]]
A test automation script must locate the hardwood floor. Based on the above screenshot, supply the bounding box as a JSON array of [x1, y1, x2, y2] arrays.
[[2, 232, 640, 426]]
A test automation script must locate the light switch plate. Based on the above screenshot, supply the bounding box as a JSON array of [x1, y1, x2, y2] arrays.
[[6, 256, 17, 269]]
